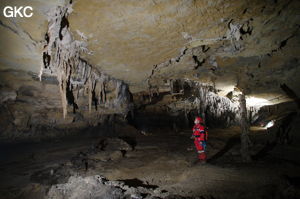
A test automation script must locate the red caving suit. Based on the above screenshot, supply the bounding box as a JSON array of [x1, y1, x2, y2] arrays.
[[192, 123, 208, 161]]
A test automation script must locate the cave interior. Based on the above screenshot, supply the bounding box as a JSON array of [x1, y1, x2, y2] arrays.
[[0, 0, 300, 199]]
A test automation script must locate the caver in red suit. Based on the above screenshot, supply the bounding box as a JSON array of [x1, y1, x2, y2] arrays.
[[192, 117, 208, 162]]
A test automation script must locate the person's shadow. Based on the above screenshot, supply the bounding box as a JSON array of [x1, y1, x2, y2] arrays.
[[208, 135, 240, 163]]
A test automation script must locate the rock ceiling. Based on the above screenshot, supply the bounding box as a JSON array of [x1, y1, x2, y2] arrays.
[[0, 0, 300, 106]]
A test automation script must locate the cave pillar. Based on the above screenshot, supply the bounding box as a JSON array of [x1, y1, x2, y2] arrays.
[[239, 93, 252, 162]]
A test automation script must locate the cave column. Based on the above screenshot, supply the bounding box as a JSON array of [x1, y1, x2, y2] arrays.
[[199, 86, 207, 124], [239, 93, 252, 162]]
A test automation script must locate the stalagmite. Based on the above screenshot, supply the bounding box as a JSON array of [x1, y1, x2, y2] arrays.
[[239, 93, 252, 162]]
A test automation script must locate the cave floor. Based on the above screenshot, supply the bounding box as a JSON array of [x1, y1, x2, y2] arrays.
[[0, 126, 300, 198]]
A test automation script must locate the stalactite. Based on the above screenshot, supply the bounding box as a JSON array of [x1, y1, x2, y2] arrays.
[[198, 85, 208, 124], [40, 2, 132, 118], [100, 82, 104, 104], [148, 88, 152, 102], [73, 85, 79, 104], [88, 78, 92, 113], [57, 71, 68, 118], [170, 79, 174, 95], [193, 97, 201, 115], [184, 100, 189, 126], [167, 79, 261, 129], [147, 86, 159, 102], [195, 83, 240, 126], [97, 81, 106, 104]]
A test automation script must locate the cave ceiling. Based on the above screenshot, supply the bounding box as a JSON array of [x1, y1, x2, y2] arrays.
[[0, 0, 300, 106]]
